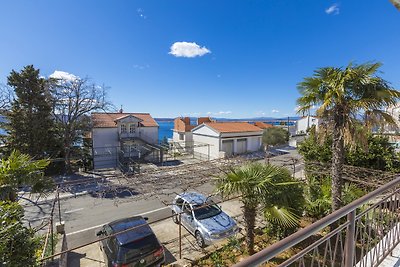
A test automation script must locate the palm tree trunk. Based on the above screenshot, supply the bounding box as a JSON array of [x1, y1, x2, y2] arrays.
[[243, 205, 257, 255], [332, 109, 344, 211]]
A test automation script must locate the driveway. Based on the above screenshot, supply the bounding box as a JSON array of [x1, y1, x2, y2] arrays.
[[67, 199, 245, 266]]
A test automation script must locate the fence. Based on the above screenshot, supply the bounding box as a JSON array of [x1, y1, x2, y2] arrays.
[[233, 175, 400, 267], [40, 187, 62, 266]]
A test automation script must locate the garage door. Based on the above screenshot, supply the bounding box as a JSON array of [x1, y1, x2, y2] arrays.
[[222, 140, 234, 157], [236, 139, 247, 154]]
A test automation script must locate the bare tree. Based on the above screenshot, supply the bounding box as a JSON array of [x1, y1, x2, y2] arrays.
[[390, 0, 400, 11], [0, 84, 14, 113], [49, 73, 112, 173]]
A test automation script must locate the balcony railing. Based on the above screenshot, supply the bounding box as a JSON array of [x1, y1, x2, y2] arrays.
[[233, 176, 400, 267], [118, 131, 141, 139]]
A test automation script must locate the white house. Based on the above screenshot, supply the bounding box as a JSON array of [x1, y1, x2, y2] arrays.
[[295, 116, 319, 134], [172, 117, 195, 145], [385, 104, 400, 133], [192, 122, 263, 159], [91, 112, 159, 169], [172, 117, 214, 147]]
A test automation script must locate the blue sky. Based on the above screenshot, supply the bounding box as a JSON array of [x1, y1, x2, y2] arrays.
[[0, 1, 399, 119]]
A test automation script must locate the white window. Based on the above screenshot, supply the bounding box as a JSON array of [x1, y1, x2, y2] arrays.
[[129, 124, 136, 133], [121, 124, 127, 133]]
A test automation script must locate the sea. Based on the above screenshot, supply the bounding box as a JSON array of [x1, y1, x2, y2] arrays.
[[157, 120, 174, 142]]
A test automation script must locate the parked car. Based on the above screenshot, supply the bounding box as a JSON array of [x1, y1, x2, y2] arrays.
[[96, 216, 165, 267], [171, 192, 239, 247]]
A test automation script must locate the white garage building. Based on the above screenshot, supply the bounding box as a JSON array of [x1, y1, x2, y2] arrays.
[[192, 122, 263, 159]]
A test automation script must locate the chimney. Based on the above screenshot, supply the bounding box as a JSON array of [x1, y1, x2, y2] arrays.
[[119, 105, 123, 113]]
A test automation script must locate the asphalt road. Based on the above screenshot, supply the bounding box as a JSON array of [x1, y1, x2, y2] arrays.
[[22, 151, 304, 249], [22, 181, 216, 248]]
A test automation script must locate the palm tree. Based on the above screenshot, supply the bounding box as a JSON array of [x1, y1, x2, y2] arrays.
[[0, 150, 52, 201], [216, 162, 303, 255], [297, 62, 400, 211]]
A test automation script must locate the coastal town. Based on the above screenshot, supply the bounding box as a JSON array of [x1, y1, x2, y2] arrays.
[[1, 1, 400, 267]]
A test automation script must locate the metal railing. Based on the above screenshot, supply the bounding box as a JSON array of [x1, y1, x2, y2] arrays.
[[234, 176, 400, 267]]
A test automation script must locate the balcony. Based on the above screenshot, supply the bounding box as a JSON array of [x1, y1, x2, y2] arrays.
[[118, 131, 141, 139], [233, 176, 400, 267]]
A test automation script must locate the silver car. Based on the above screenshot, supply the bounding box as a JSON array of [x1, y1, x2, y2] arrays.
[[171, 192, 239, 247]]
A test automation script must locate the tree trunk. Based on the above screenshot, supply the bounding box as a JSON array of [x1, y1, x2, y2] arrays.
[[64, 128, 72, 174], [64, 146, 71, 174], [331, 108, 345, 211], [243, 205, 257, 255]]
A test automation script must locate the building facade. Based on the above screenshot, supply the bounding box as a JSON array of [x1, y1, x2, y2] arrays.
[[192, 122, 263, 159], [91, 112, 159, 169], [295, 116, 319, 134]]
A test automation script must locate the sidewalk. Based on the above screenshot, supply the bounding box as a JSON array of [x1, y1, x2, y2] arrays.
[[18, 170, 117, 206], [67, 199, 249, 266]]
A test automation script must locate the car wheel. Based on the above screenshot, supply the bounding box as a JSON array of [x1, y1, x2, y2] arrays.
[[172, 211, 179, 224], [195, 231, 206, 248]]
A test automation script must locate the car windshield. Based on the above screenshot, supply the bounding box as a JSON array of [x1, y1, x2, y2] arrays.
[[118, 234, 160, 262], [193, 202, 222, 220]]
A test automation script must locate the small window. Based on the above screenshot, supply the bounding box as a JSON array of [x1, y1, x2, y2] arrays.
[[121, 124, 127, 133], [175, 198, 184, 209], [179, 133, 184, 140], [129, 124, 135, 133], [183, 202, 192, 215]]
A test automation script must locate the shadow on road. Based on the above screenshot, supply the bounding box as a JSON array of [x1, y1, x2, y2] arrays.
[[156, 160, 182, 167], [164, 246, 177, 264], [88, 186, 139, 199]]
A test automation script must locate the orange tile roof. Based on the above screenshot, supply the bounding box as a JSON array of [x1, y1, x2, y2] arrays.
[[197, 117, 214, 124], [254, 121, 274, 129], [204, 122, 263, 133], [174, 117, 195, 132], [92, 113, 158, 128]]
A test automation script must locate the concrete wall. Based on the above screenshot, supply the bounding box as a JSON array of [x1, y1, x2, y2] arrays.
[[296, 116, 319, 134], [192, 124, 219, 137], [192, 134, 219, 159], [138, 127, 159, 144], [92, 128, 119, 148], [172, 131, 182, 142]]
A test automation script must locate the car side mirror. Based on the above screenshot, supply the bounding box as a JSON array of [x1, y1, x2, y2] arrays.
[[143, 217, 149, 221], [96, 230, 104, 236]]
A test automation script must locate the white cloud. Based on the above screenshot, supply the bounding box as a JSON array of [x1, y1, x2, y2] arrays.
[[325, 4, 339, 15], [272, 109, 279, 113], [169, 42, 211, 58], [255, 111, 266, 116], [205, 111, 232, 116], [49, 71, 78, 82]]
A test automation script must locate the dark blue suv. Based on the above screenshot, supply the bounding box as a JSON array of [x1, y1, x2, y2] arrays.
[[96, 216, 165, 267]]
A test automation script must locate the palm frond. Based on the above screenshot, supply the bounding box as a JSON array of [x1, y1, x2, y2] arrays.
[[264, 206, 300, 228]]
